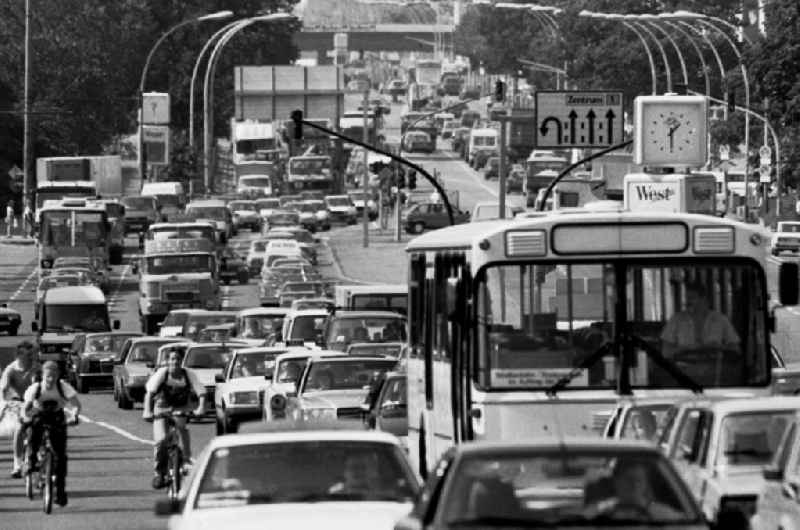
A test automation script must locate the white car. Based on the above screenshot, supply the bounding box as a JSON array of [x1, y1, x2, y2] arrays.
[[182, 342, 249, 416], [234, 307, 288, 346], [154, 430, 419, 530], [228, 200, 262, 232], [279, 308, 330, 348], [255, 198, 281, 221], [303, 199, 331, 231], [213, 347, 290, 434], [324, 195, 357, 225], [599, 397, 675, 441], [771, 221, 800, 256], [660, 395, 800, 524], [751, 412, 800, 530], [263, 349, 338, 422]]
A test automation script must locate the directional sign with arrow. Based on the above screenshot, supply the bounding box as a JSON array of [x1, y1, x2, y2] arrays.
[[535, 91, 624, 149]]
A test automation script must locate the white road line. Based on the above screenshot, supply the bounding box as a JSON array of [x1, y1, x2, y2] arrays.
[[441, 149, 498, 198], [10, 268, 37, 302], [110, 263, 130, 301], [79, 414, 154, 446]]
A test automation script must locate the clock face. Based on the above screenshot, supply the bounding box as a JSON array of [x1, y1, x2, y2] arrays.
[[634, 96, 708, 167]]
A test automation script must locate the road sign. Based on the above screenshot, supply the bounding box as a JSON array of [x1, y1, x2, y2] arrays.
[[719, 144, 730, 161], [7, 165, 23, 181], [535, 91, 624, 149], [760, 165, 771, 183]]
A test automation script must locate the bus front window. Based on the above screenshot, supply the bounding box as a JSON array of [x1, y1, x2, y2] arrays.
[[478, 261, 768, 391]]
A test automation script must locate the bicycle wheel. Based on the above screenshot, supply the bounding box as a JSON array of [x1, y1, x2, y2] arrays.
[[167, 447, 182, 501], [42, 451, 53, 514]]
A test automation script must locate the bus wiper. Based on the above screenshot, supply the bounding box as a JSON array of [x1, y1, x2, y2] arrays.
[[547, 342, 613, 396]]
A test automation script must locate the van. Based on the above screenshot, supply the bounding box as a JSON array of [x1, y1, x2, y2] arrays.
[[33, 285, 119, 367], [140, 182, 186, 221], [468, 128, 499, 168], [264, 240, 302, 268]]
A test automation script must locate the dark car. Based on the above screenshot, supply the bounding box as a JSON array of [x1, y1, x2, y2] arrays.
[[402, 201, 470, 234], [67, 331, 143, 393], [394, 441, 706, 530], [0, 303, 21, 336], [219, 247, 249, 285]]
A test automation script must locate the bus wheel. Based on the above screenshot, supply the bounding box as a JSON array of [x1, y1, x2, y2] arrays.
[[418, 423, 428, 480]]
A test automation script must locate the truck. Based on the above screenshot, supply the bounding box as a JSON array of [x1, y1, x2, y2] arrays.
[[36, 156, 123, 198], [235, 162, 276, 198]]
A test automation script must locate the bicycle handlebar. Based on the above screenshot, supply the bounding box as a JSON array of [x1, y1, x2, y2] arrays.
[[150, 410, 194, 420]]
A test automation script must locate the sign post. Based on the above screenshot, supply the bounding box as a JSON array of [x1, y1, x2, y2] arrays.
[[535, 91, 624, 149]]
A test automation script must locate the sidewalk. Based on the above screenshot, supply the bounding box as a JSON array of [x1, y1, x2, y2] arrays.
[[325, 224, 408, 284]]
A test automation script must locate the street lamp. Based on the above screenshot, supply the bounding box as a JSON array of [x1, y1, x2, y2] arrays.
[[636, 14, 688, 90], [656, 15, 712, 98], [202, 13, 296, 194], [621, 15, 673, 93], [137, 10, 233, 185], [579, 11, 657, 95]]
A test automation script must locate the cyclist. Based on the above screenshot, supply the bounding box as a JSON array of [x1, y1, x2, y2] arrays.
[[0, 341, 41, 478], [22, 361, 81, 507], [142, 347, 206, 489]]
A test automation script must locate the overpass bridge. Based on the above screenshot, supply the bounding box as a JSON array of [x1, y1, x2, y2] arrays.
[[294, 24, 454, 57]]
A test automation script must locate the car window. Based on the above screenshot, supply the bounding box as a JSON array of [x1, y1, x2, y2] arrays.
[[302, 359, 397, 392], [715, 411, 793, 467], [184, 347, 232, 369]]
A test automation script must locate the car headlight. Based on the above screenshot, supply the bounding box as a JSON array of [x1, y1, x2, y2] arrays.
[[229, 391, 259, 405], [719, 495, 757, 519], [301, 407, 336, 421]]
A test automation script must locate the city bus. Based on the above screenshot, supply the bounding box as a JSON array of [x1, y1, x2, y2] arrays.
[[404, 180, 798, 476], [38, 198, 110, 281]]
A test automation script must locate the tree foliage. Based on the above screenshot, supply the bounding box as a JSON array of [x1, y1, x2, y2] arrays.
[[0, 0, 300, 190]]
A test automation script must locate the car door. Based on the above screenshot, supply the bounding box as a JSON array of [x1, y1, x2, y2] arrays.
[[376, 376, 408, 436], [669, 408, 708, 498], [429, 203, 446, 229], [757, 422, 798, 530]]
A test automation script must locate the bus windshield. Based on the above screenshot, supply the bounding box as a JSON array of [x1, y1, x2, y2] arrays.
[[146, 254, 213, 275], [478, 260, 768, 390], [40, 211, 108, 248], [44, 304, 109, 332]]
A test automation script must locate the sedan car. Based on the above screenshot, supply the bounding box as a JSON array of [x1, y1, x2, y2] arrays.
[[303, 200, 332, 231], [771, 221, 800, 255], [265, 210, 301, 231], [282, 355, 398, 422], [67, 331, 142, 393], [112, 337, 185, 409], [402, 131, 435, 154], [255, 198, 281, 220], [228, 200, 262, 232], [394, 440, 706, 530], [285, 201, 320, 233], [158, 309, 208, 338], [154, 430, 419, 529], [324, 195, 358, 225], [0, 303, 21, 336], [214, 347, 289, 434]]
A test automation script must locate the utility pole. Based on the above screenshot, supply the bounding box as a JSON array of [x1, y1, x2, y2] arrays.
[[22, 0, 31, 207], [498, 116, 508, 218], [362, 89, 369, 248]]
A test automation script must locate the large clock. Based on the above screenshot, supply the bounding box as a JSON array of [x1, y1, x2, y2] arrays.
[[633, 95, 708, 167]]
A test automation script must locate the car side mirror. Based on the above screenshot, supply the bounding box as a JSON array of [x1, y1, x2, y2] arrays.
[[763, 466, 784, 481], [154, 498, 182, 516], [113, 320, 121, 330], [214, 373, 225, 383], [779, 262, 799, 306], [31, 322, 38, 333]]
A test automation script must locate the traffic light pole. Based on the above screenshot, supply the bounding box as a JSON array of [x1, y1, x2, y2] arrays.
[[294, 115, 456, 225], [362, 90, 369, 248], [498, 118, 507, 219]]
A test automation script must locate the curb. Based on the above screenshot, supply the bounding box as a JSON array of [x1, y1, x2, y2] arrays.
[[324, 240, 368, 285]]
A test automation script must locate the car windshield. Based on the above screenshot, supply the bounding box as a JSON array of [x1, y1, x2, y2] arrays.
[[716, 411, 794, 466], [122, 197, 156, 210], [251, 241, 267, 252], [229, 202, 256, 212], [294, 300, 333, 311], [288, 315, 327, 341], [289, 158, 331, 174], [282, 282, 324, 295], [184, 347, 232, 369], [128, 342, 173, 363], [351, 294, 407, 315], [44, 304, 108, 332], [154, 194, 179, 208], [441, 451, 699, 526], [306, 201, 325, 211], [349, 193, 369, 201], [269, 212, 300, 225], [477, 261, 769, 390], [185, 314, 236, 339], [195, 441, 417, 508], [162, 312, 191, 327], [188, 206, 227, 220], [230, 351, 282, 378], [302, 359, 397, 392], [326, 197, 350, 207], [275, 358, 308, 384], [348, 343, 402, 358], [39, 276, 85, 290], [256, 199, 281, 210], [328, 316, 407, 347], [150, 228, 215, 241], [619, 405, 672, 441], [240, 177, 271, 188], [146, 255, 213, 275], [239, 315, 285, 339], [85, 334, 137, 355]]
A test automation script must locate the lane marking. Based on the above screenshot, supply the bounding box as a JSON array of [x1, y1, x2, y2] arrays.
[[79, 414, 154, 446], [10, 268, 37, 302], [441, 149, 499, 198]]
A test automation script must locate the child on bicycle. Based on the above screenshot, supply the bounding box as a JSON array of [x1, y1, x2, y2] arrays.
[[142, 347, 206, 489], [1, 341, 41, 478], [22, 361, 81, 507]]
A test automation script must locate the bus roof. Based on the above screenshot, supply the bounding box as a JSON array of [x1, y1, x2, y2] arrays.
[[406, 210, 768, 258], [43, 285, 106, 304]]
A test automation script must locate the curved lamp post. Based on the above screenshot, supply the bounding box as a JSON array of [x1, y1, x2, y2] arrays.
[[658, 17, 711, 98], [621, 15, 672, 93], [202, 13, 296, 193], [637, 14, 688, 90], [137, 10, 233, 184]]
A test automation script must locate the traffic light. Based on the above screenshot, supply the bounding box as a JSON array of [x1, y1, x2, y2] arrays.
[[397, 171, 406, 188], [408, 171, 417, 190], [290, 109, 303, 140], [727, 89, 736, 115], [494, 80, 505, 102]]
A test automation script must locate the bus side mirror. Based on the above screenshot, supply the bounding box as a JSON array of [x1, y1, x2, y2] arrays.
[[779, 262, 799, 306]]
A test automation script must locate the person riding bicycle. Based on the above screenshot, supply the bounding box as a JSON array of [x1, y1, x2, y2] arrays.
[[22, 361, 81, 507], [142, 347, 206, 490], [0, 341, 42, 478]]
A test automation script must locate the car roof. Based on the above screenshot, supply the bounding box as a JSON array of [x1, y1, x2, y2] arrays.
[[43, 285, 105, 304], [201, 323, 236, 331], [166, 308, 209, 316], [287, 308, 331, 317], [330, 310, 406, 319], [83, 331, 143, 339], [308, 354, 396, 363], [453, 438, 664, 457], [187, 311, 237, 319], [237, 307, 289, 317], [129, 337, 185, 345], [696, 395, 800, 415], [212, 428, 403, 448], [187, 342, 247, 350], [233, 346, 292, 355]]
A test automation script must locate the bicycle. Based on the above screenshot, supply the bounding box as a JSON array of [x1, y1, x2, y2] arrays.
[[23, 409, 76, 514], [150, 410, 193, 501]]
